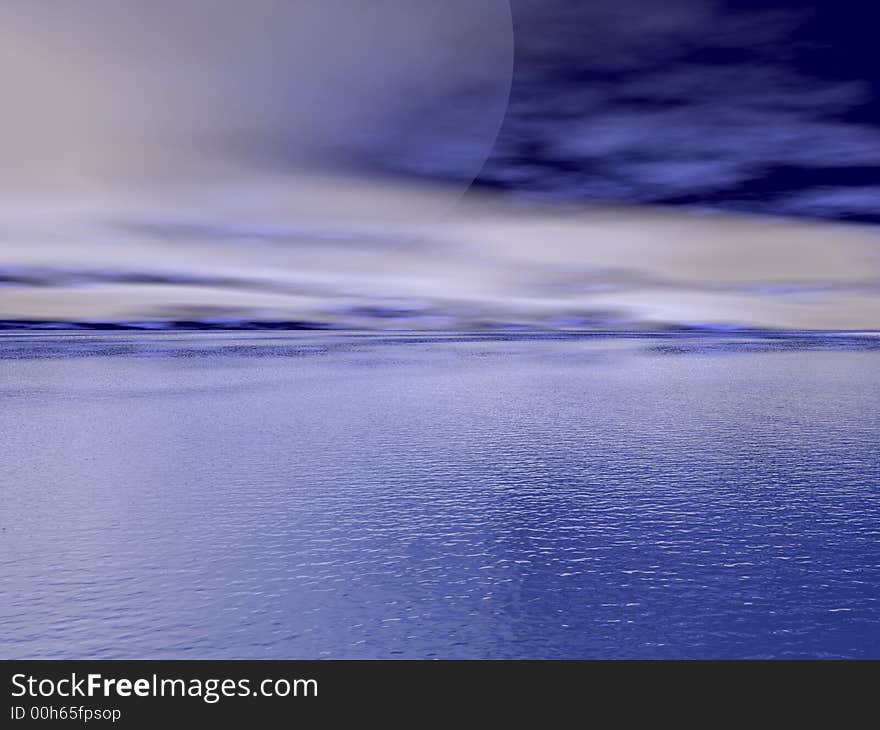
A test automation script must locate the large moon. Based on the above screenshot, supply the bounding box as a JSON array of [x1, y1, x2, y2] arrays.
[[0, 1, 514, 222]]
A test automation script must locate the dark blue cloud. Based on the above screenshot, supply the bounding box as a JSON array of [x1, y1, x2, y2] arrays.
[[470, 0, 880, 222]]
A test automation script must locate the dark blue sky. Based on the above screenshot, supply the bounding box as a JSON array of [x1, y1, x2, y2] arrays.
[[470, 1, 880, 223]]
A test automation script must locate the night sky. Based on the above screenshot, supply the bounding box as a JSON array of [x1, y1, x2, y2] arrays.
[[469, 1, 880, 223]]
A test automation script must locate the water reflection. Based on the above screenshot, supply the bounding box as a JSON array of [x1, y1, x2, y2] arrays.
[[2, 333, 879, 659]]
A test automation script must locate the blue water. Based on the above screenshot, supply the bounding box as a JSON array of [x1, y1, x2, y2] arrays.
[[1, 331, 879, 659]]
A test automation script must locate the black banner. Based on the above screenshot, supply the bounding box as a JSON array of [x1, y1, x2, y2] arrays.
[[1, 660, 874, 726]]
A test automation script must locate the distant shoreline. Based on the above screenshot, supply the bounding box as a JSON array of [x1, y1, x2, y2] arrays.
[[2, 320, 879, 334]]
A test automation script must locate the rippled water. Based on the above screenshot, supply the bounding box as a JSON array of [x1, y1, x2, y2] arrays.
[[1, 332, 879, 659]]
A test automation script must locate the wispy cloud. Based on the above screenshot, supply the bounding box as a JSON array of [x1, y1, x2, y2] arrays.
[[474, 1, 880, 220], [775, 187, 880, 217]]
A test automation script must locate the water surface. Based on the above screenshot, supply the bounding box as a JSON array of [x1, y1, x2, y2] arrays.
[[1, 331, 879, 659]]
